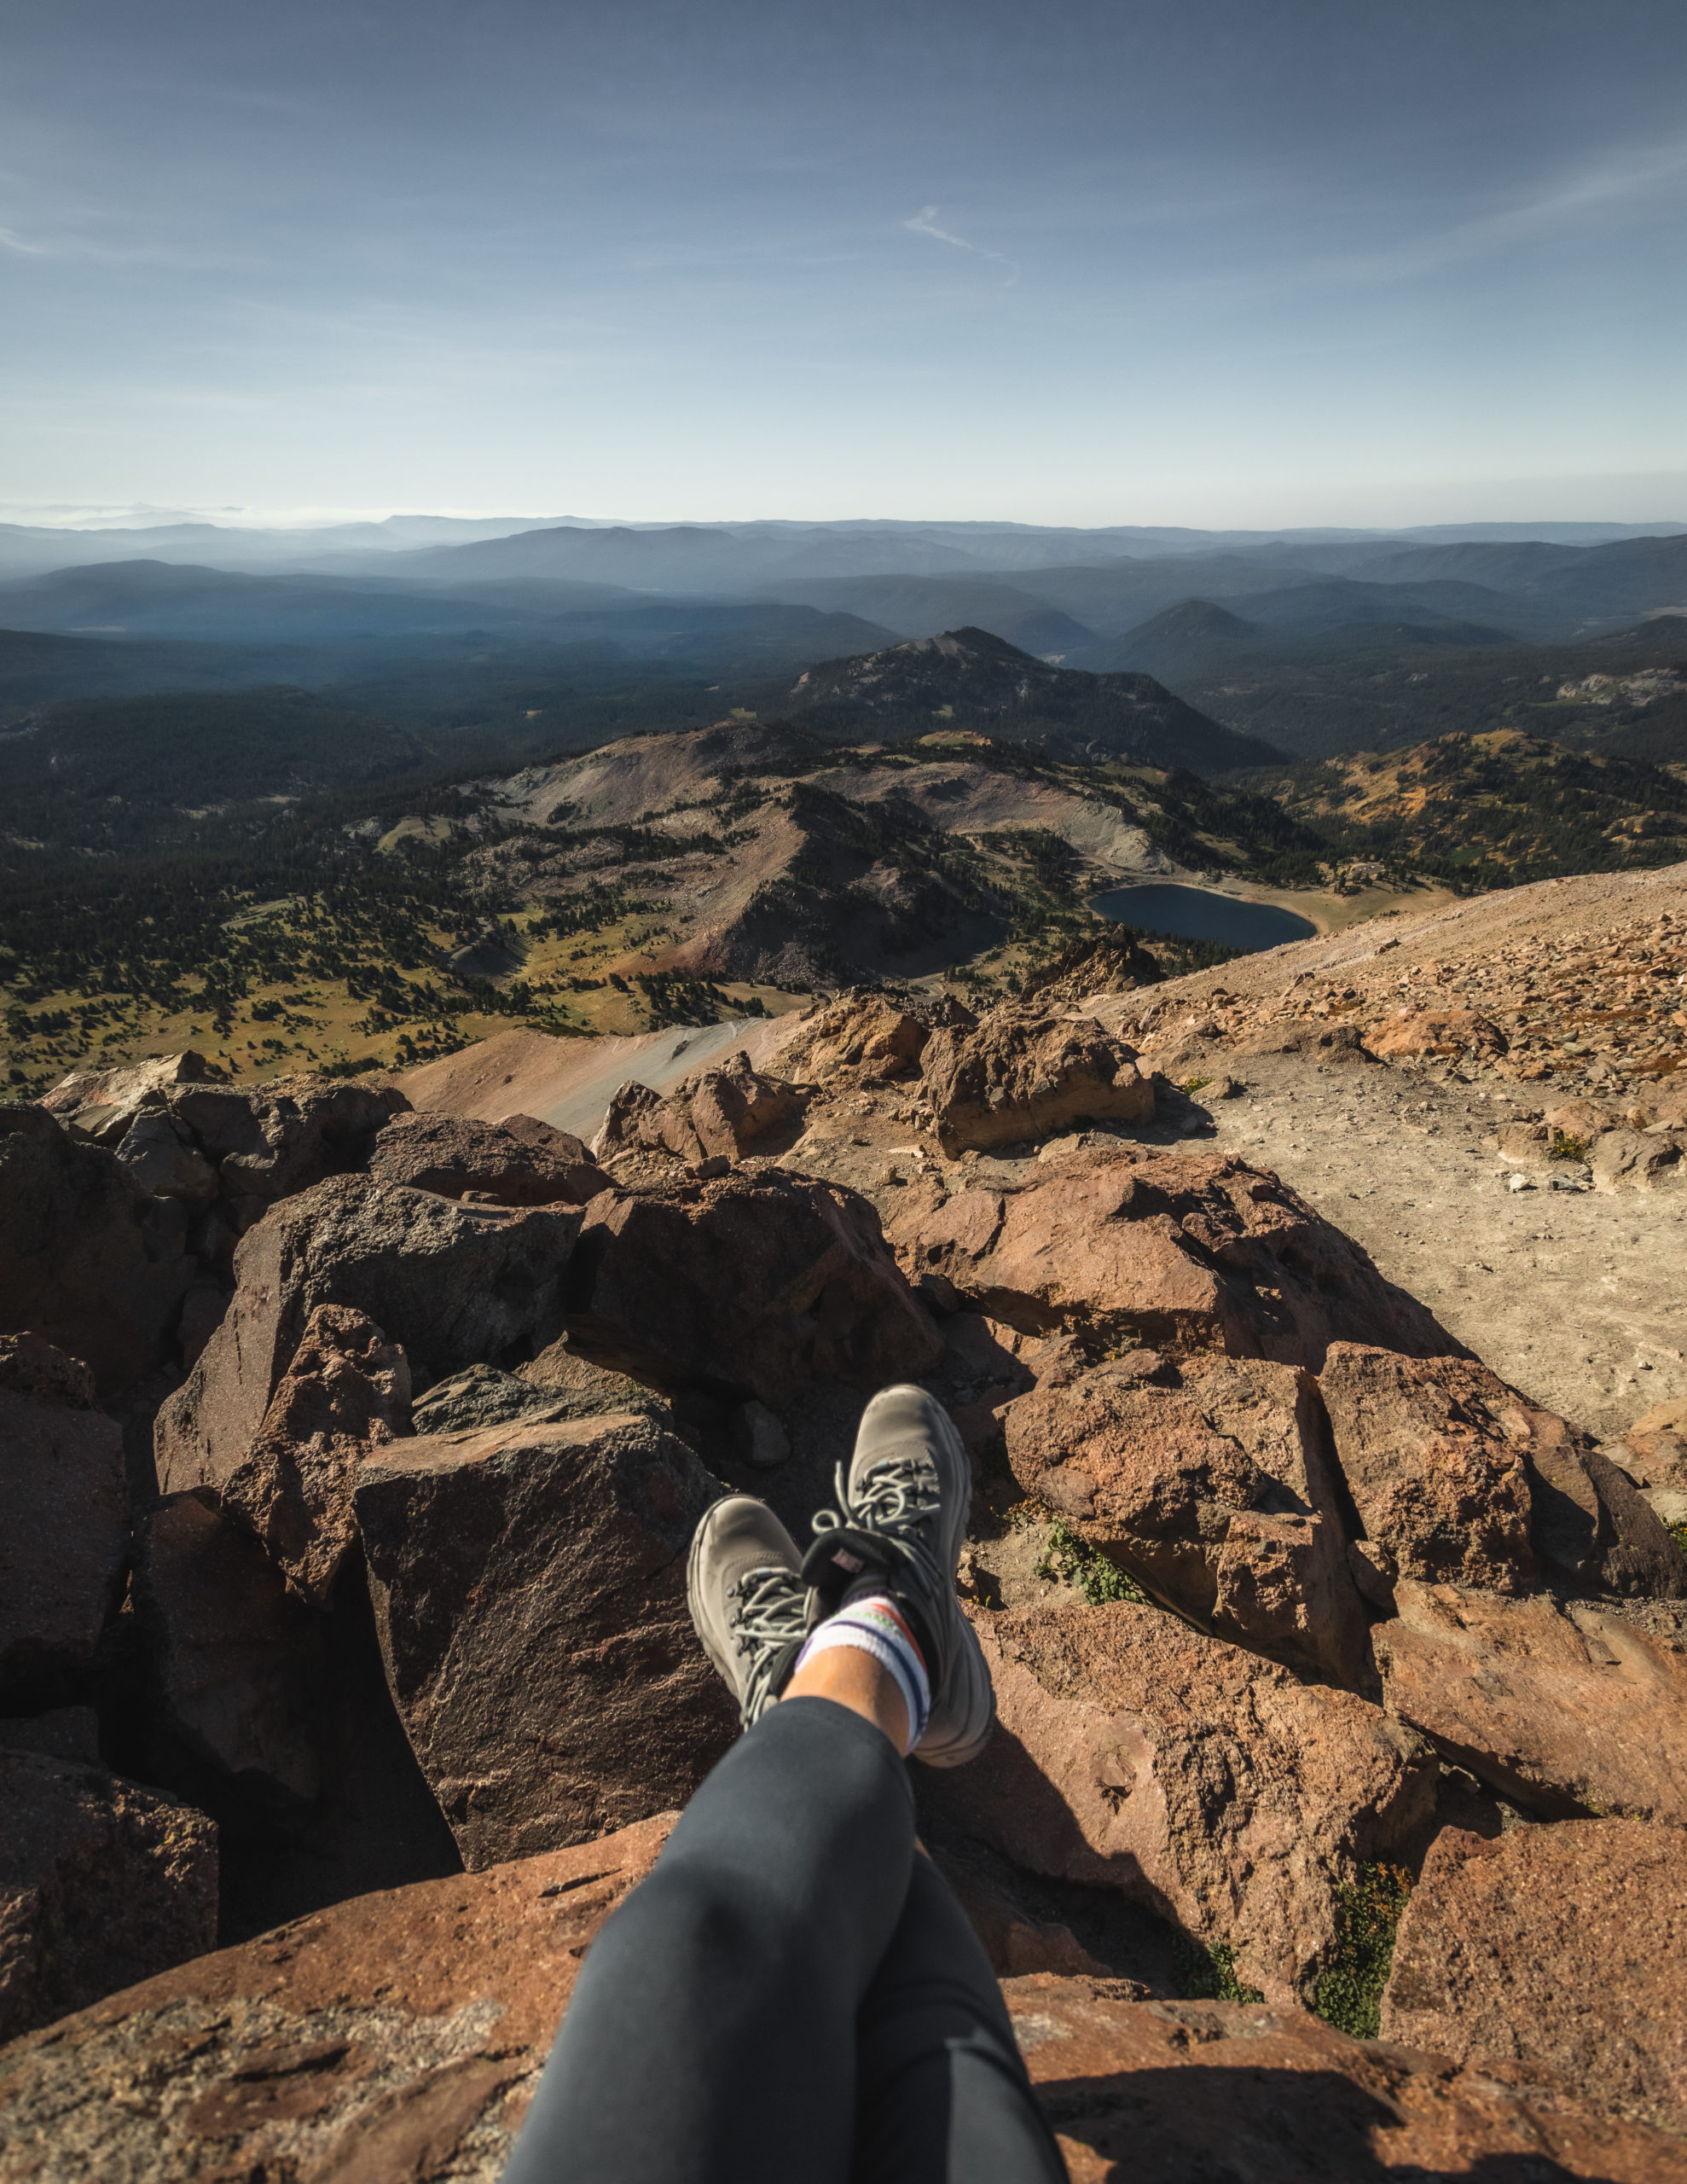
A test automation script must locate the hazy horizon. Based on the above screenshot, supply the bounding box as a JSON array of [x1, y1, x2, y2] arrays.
[[5, 0, 1685, 528]]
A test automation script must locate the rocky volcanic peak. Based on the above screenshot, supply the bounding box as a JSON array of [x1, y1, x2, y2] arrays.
[[4, 869, 1687, 2175], [786, 625, 1284, 767]]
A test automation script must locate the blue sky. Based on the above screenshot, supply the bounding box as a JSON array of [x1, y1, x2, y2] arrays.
[[3, 0, 1685, 528]]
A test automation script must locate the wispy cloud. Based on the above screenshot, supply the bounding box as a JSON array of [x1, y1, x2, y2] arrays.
[[0, 225, 48, 255], [903, 204, 1018, 286], [1330, 133, 1687, 288]]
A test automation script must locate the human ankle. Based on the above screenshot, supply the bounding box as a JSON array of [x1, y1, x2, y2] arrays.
[[783, 1647, 911, 1751]]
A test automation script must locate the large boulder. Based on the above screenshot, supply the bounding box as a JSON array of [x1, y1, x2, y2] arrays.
[[886, 1145, 1457, 1373], [1317, 1345, 1539, 1599], [1007, 1974, 1687, 2184], [155, 1176, 577, 1502], [132, 1495, 322, 1804], [0, 1104, 194, 1397], [38, 1051, 211, 1145], [0, 1814, 673, 2181], [924, 1603, 1435, 2005], [593, 1050, 806, 1166], [1528, 1432, 1687, 1599], [163, 1073, 410, 1231], [564, 1168, 941, 1407], [1375, 1580, 1687, 1824], [356, 1414, 735, 1868], [1002, 1352, 1367, 1683], [919, 1006, 1154, 1153], [3, 1821, 1681, 2183], [1381, 1818, 1687, 2137], [0, 1335, 127, 1697], [790, 987, 974, 1083], [365, 1108, 606, 1205], [216, 1304, 411, 1607], [1367, 1008, 1509, 1061], [0, 1747, 217, 2042]]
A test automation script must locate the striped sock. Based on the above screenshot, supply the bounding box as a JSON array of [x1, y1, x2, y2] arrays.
[[791, 1589, 931, 1756]]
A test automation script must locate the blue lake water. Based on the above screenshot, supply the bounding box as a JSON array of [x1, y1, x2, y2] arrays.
[[1089, 883, 1317, 952]]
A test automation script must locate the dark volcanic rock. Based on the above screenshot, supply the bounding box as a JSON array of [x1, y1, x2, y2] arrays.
[[132, 1494, 322, 1804], [1376, 1579, 1687, 1823], [920, 1006, 1155, 1154], [0, 1334, 127, 1696], [1527, 1432, 1687, 1599], [164, 1073, 410, 1230], [356, 1414, 734, 1867], [925, 1602, 1435, 2005], [1004, 1352, 1366, 1682], [1382, 1818, 1687, 2137], [0, 1815, 673, 2181], [886, 1143, 1457, 1374], [412, 1354, 670, 1433], [1317, 1345, 1540, 1598], [0, 1103, 193, 1397], [0, 1746, 217, 2042], [365, 1108, 606, 1205], [565, 1167, 941, 1406], [216, 1304, 411, 1607], [155, 1176, 577, 1502]]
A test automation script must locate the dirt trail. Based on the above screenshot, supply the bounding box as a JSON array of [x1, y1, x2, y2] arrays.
[[1193, 1049, 1684, 1445]]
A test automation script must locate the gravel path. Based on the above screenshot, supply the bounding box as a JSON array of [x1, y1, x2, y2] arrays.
[[1197, 1050, 1685, 1445]]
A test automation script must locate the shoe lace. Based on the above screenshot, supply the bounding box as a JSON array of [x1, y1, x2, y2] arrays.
[[729, 1564, 809, 1726], [812, 1454, 943, 1597]]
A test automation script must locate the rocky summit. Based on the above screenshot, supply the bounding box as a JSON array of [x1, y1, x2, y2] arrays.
[[3, 862, 1687, 2181]]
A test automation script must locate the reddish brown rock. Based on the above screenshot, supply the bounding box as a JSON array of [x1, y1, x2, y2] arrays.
[[155, 1176, 577, 1504], [592, 1050, 806, 1166], [925, 1604, 1435, 2004], [1381, 1818, 1687, 2136], [4, 1821, 1681, 2183], [216, 1304, 410, 1607], [886, 1145, 1455, 1373], [1622, 1398, 1687, 1493], [1007, 1974, 1687, 2183], [920, 1006, 1154, 1153], [0, 1336, 127, 1695], [0, 1103, 194, 1397], [1528, 1430, 1687, 1599], [1003, 1354, 1366, 1682], [0, 1746, 217, 2042], [364, 1108, 606, 1205], [1375, 1580, 1687, 1823], [356, 1414, 735, 1867], [1317, 1345, 1539, 1597], [795, 990, 950, 1081], [1368, 1008, 1509, 1060], [132, 1495, 322, 1803], [565, 1166, 940, 1406], [0, 1815, 673, 2182]]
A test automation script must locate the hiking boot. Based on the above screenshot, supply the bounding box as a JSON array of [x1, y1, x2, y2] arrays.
[[802, 1385, 995, 1768], [687, 1495, 809, 1732]]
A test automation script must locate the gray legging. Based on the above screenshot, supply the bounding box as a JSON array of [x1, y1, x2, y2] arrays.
[[501, 1697, 1067, 2183]]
